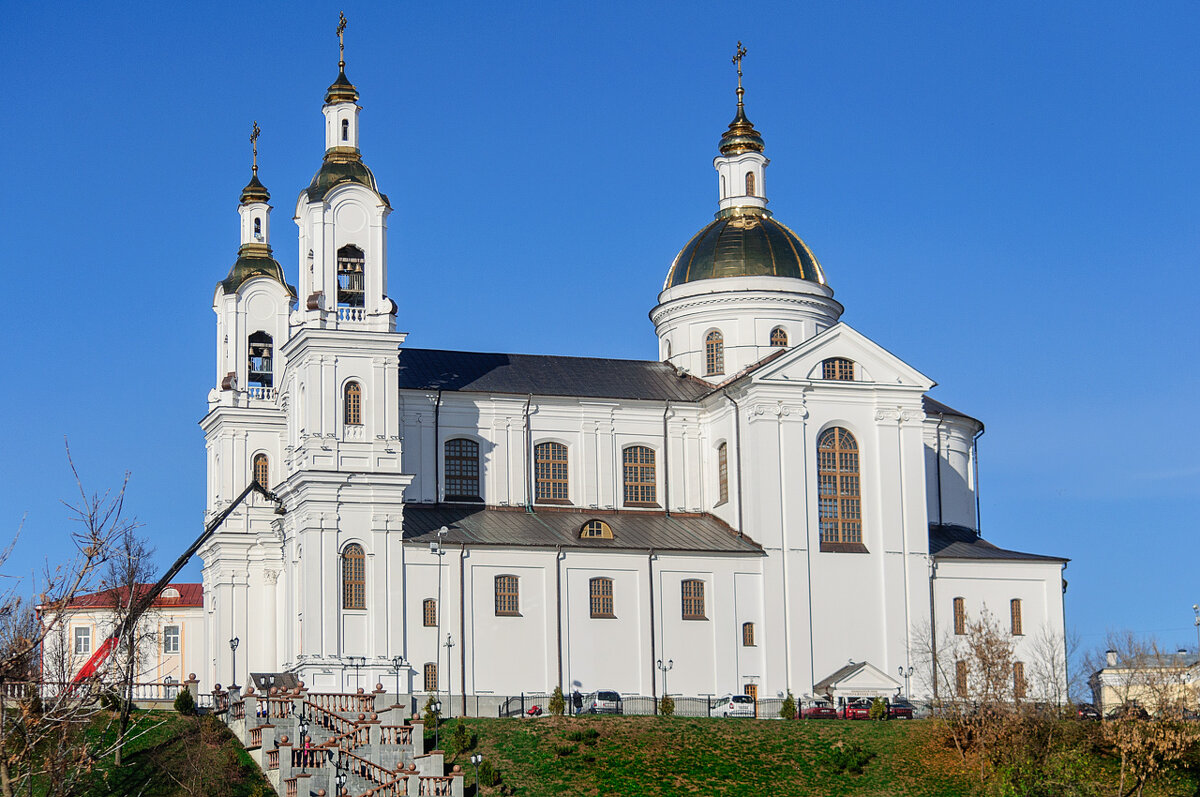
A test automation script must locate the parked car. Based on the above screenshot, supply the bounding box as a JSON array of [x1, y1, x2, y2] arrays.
[[581, 690, 623, 714], [715, 694, 756, 718], [1106, 704, 1150, 721], [1074, 703, 1101, 721], [887, 698, 915, 720], [800, 699, 837, 719], [838, 699, 872, 720]]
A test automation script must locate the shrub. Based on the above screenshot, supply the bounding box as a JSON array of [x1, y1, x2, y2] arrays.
[[174, 687, 196, 715], [477, 759, 500, 787], [554, 743, 576, 756], [817, 740, 875, 774], [659, 694, 675, 716], [566, 728, 600, 744], [780, 690, 796, 720], [451, 719, 473, 754], [422, 696, 440, 728], [548, 685, 565, 716], [868, 697, 887, 721]]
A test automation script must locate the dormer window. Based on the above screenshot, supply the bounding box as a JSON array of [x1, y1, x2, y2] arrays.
[[341, 119, 349, 142], [580, 520, 613, 539], [822, 357, 855, 381], [248, 331, 273, 387], [336, 245, 365, 308]]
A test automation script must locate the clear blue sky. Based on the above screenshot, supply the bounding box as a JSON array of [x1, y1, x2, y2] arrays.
[[2, 3, 1197, 662]]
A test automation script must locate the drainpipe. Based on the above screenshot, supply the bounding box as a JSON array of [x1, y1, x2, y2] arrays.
[[662, 401, 671, 517], [647, 549, 657, 708], [523, 394, 533, 513], [971, 427, 984, 536], [459, 544, 467, 717], [895, 413, 912, 683], [724, 391, 745, 537], [555, 546, 564, 692], [928, 556, 938, 700], [934, 413, 945, 526], [433, 390, 443, 503]]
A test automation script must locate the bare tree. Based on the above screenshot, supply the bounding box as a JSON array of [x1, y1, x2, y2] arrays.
[[103, 525, 156, 767]]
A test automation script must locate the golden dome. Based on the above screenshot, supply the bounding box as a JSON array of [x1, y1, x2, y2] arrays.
[[665, 207, 826, 289], [219, 243, 296, 297], [719, 105, 764, 156], [239, 173, 270, 205], [325, 68, 359, 105]]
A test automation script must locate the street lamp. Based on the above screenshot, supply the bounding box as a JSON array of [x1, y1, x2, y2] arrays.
[[348, 655, 365, 691], [470, 753, 483, 791], [391, 655, 408, 707], [897, 666, 914, 698], [433, 526, 448, 726], [656, 659, 674, 712], [229, 637, 240, 693], [1192, 605, 1199, 656], [432, 699, 442, 751], [333, 750, 347, 795]]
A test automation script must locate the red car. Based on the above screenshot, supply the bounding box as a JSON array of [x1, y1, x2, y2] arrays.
[[887, 699, 915, 720], [838, 700, 871, 719], [801, 700, 837, 719]]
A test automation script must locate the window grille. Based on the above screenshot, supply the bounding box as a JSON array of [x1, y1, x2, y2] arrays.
[[534, 442, 568, 502], [589, 577, 614, 618], [344, 382, 362, 426], [953, 597, 966, 635], [342, 544, 366, 610], [822, 358, 855, 381], [253, 454, 269, 488], [681, 579, 706, 620], [742, 622, 755, 646], [495, 575, 519, 616], [622, 446, 656, 505], [423, 663, 437, 692], [423, 599, 437, 627], [1010, 599, 1023, 636], [770, 327, 787, 347], [817, 427, 862, 546], [717, 443, 729, 505], [445, 439, 481, 500], [705, 331, 724, 376]]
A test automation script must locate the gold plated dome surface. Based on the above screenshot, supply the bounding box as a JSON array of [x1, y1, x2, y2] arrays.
[[665, 208, 826, 288], [719, 106, 765, 156], [219, 244, 296, 297], [239, 174, 270, 205], [325, 68, 359, 105]]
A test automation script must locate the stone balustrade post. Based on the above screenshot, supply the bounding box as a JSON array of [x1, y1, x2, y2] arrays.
[[184, 672, 199, 701], [410, 717, 425, 757], [277, 735, 293, 780], [450, 764, 465, 797]]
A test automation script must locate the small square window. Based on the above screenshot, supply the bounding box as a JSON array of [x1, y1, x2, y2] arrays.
[[163, 625, 180, 654], [73, 627, 91, 655]]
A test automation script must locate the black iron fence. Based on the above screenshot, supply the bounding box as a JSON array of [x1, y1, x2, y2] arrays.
[[493, 693, 793, 719]]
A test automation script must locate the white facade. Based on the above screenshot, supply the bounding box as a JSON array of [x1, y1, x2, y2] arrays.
[[197, 58, 1068, 707]]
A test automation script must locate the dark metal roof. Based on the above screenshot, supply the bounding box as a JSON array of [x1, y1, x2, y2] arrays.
[[929, 524, 1067, 563], [396, 348, 712, 402], [402, 504, 761, 554], [922, 396, 982, 426]]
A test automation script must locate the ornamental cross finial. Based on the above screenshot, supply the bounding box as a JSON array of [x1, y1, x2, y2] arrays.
[[250, 121, 260, 175], [732, 41, 747, 103], [337, 12, 348, 69]]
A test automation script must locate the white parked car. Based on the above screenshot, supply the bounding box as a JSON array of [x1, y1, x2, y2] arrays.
[[581, 689, 623, 714], [715, 693, 756, 718]]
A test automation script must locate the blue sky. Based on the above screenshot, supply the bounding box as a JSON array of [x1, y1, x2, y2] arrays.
[[2, 2, 1197, 662]]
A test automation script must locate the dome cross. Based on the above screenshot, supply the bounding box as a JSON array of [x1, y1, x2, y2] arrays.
[[250, 121, 260, 176], [732, 41, 747, 106], [337, 11, 348, 70]]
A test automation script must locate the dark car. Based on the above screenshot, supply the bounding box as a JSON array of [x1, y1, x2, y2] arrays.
[[887, 699, 915, 720], [838, 699, 871, 720], [1074, 703, 1101, 721], [1106, 704, 1150, 721], [801, 700, 837, 719]]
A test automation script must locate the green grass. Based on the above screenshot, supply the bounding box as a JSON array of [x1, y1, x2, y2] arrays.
[[440, 716, 1200, 797]]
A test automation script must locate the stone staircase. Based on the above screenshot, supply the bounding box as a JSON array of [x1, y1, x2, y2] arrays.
[[215, 683, 464, 797]]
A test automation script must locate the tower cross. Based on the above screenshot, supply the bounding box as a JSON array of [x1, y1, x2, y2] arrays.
[[337, 12, 347, 69], [732, 41, 747, 101], [250, 121, 260, 175]]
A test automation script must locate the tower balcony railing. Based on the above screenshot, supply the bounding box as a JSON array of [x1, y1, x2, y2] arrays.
[[337, 306, 366, 322], [247, 386, 277, 401]]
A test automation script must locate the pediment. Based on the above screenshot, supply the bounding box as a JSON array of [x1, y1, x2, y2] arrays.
[[751, 323, 934, 391]]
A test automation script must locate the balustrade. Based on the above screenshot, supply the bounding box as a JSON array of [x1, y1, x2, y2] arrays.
[[380, 725, 413, 745], [248, 726, 262, 748], [247, 386, 276, 401], [337, 307, 366, 322], [266, 749, 279, 770], [418, 776, 453, 796], [284, 778, 298, 797]]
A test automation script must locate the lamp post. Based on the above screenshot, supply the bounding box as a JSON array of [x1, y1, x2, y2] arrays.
[[392, 655, 408, 707], [443, 635, 455, 718], [348, 655, 365, 692], [432, 699, 443, 751], [333, 750, 347, 796], [656, 658, 674, 713], [228, 637, 240, 693], [1193, 605, 1199, 656], [897, 666, 914, 699], [433, 526, 448, 726], [470, 753, 483, 793]]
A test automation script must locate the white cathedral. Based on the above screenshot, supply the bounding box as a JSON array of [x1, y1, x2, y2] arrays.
[[199, 42, 1067, 709]]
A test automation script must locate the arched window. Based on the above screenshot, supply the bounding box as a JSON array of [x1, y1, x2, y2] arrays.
[[817, 427, 862, 549], [423, 663, 438, 692], [344, 382, 362, 426], [423, 598, 437, 627], [495, 575, 520, 616], [342, 543, 366, 610], [336, 244, 365, 308], [742, 622, 755, 646], [445, 439, 481, 501], [822, 357, 855, 381], [953, 597, 966, 635], [341, 118, 349, 141], [248, 331, 273, 387], [770, 327, 787, 347], [717, 442, 729, 505], [534, 442, 568, 503], [681, 579, 706, 620], [1010, 599, 1023, 636], [589, 577, 614, 618], [705, 330, 724, 376], [252, 453, 269, 488], [580, 520, 613, 539], [622, 446, 656, 505], [253, 217, 262, 237], [745, 171, 756, 196]]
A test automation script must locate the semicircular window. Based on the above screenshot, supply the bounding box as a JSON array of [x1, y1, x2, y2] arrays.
[[580, 520, 614, 540]]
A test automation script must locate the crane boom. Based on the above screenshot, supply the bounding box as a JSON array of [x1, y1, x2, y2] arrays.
[[70, 481, 283, 684]]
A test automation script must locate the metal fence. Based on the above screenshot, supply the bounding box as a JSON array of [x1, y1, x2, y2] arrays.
[[492, 693, 790, 719]]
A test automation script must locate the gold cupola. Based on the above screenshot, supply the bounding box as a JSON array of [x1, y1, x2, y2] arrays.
[[718, 42, 765, 156]]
